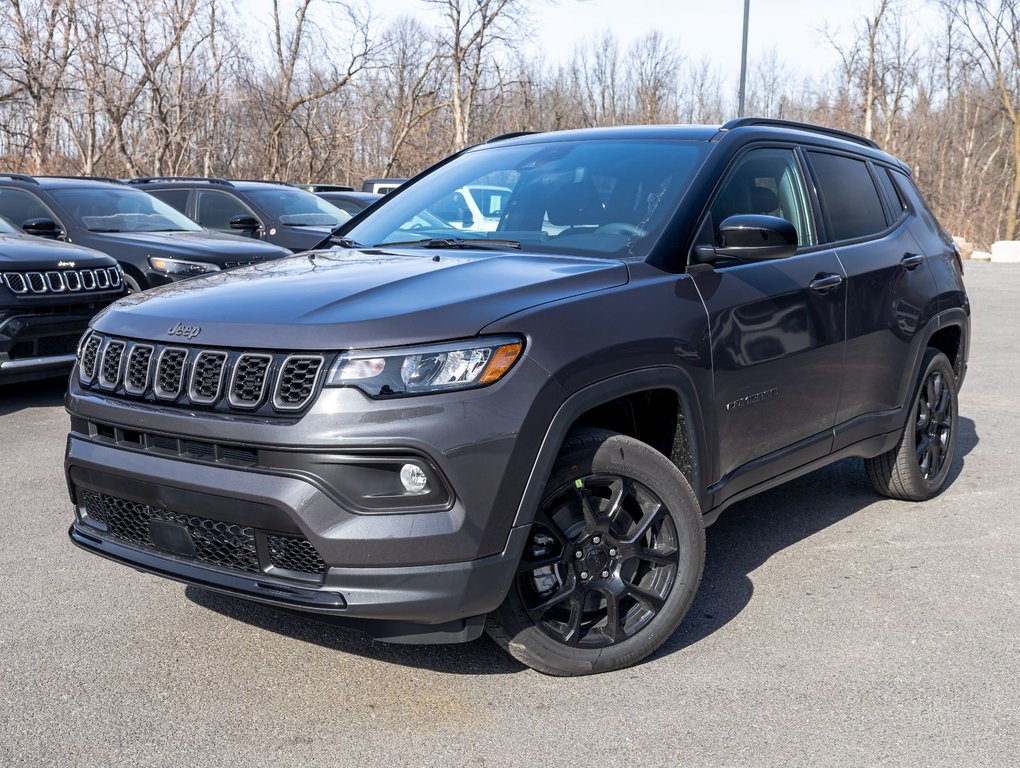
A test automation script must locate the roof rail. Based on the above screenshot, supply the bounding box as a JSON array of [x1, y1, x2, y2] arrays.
[[719, 118, 880, 150], [128, 176, 234, 187], [486, 131, 539, 143], [37, 175, 126, 184], [229, 178, 296, 187], [0, 173, 39, 184]]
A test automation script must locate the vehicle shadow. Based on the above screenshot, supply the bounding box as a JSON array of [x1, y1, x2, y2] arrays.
[[0, 378, 68, 416], [187, 416, 978, 675], [656, 414, 979, 658]]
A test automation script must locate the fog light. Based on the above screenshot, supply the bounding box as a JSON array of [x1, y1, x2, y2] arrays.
[[399, 463, 429, 494]]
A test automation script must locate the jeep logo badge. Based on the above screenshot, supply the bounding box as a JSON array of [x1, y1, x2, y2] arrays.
[[57, 260, 76, 268], [167, 322, 201, 340]]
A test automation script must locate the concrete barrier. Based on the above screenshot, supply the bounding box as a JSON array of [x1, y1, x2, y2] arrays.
[[991, 241, 1020, 263]]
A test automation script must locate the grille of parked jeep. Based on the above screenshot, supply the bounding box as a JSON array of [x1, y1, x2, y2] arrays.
[[9, 333, 80, 360], [79, 489, 328, 578], [77, 333, 329, 415], [2, 267, 121, 296]]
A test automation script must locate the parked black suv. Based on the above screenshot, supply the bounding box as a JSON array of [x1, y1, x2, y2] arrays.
[[65, 120, 969, 675], [0, 214, 124, 384], [0, 174, 291, 292], [129, 177, 350, 253]]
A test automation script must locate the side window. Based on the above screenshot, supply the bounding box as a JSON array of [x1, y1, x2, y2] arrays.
[[807, 151, 889, 242], [194, 190, 256, 230], [890, 169, 942, 236], [709, 148, 816, 247], [0, 187, 62, 229], [148, 188, 190, 213]]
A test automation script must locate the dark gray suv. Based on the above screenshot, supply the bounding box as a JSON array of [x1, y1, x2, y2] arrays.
[[65, 119, 969, 675]]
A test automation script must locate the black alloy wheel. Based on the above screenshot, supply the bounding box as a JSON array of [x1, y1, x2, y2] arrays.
[[487, 429, 704, 676], [865, 348, 960, 501], [518, 474, 679, 647], [915, 368, 952, 480]]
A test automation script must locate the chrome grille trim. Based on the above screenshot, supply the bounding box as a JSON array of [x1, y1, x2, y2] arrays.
[[45, 271, 66, 292], [272, 355, 325, 411], [124, 344, 154, 395], [98, 340, 126, 389], [1, 268, 119, 295], [3, 273, 27, 293], [153, 347, 189, 400], [228, 353, 273, 408], [188, 350, 228, 404], [78, 334, 102, 383]]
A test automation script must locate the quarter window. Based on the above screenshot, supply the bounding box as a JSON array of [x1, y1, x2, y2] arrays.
[[807, 152, 889, 242], [708, 148, 816, 247]]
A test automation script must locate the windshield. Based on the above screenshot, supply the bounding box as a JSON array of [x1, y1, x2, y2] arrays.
[[245, 188, 349, 227], [343, 139, 709, 258], [51, 188, 202, 232]]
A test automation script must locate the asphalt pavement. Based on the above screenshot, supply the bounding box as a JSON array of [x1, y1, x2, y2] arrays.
[[1, 262, 1017, 767]]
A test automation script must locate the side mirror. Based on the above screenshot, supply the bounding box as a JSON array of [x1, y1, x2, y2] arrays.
[[22, 217, 62, 239], [704, 214, 798, 262], [229, 214, 260, 231]]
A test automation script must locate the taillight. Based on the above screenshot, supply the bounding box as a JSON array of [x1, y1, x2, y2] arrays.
[[952, 243, 964, 275]]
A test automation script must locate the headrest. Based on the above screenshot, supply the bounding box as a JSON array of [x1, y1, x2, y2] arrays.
[[750, 186, 779, 214], [546, 179, 605, 226]]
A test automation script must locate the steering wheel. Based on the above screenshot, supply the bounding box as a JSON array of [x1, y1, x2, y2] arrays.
[[596, 222, 646, 237]]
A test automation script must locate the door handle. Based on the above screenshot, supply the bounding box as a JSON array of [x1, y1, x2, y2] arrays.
[[900, 252, 925, 269], [809, 273, 843, 292]]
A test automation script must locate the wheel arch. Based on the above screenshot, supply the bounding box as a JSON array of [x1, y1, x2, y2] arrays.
[[511, 367, 710, 530]]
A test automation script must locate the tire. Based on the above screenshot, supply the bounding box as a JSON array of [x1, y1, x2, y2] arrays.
[[122, 272, 143, 294], [865, 348, 959, 501], [487, 428, 705, 676]]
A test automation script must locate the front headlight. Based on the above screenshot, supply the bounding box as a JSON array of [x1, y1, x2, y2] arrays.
[[148, 256, 220, 276], [326, 336, 524, 397]]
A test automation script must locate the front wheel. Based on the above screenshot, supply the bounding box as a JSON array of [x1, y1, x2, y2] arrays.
[[865, 348, 959, 500], [487, 429, 705, 676]]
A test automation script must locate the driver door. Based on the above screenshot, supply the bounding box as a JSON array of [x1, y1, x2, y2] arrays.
[[690, 146, 846, 499]]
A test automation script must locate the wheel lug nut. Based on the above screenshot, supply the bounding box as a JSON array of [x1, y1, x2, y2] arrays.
[[580, 571, 589, 580], [574, 549, 583, 559], [601, 569, 609, 578], [609, 548, 617, 556], [592, 535, 601, 544]]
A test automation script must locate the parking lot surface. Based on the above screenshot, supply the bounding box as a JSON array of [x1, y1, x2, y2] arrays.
[[1, 263, 1017, 768]]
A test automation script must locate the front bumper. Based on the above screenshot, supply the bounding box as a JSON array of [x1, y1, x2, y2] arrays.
[[0, 309, 95, 384]]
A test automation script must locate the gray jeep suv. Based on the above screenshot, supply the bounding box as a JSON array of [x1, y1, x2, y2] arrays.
[[65, 120, 969, 675]]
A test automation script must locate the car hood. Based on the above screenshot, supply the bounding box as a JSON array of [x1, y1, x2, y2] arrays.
[[92, 230, 290, 262], [0, 234, 115, 270], [93, 248, 629, 349]]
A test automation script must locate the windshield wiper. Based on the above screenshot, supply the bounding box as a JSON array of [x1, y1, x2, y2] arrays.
[[375, 237, 521, 251], [87, 228, 122, 232]]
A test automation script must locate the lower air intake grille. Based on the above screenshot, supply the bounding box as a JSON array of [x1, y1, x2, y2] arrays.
[[267, 534, 329, 574], [79, 490, 328, 579]]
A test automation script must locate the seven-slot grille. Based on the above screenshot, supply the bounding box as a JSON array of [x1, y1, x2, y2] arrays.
[[79, 490, 328, 579], [2, 267, 121, 296], [78, 333, 328, 414]]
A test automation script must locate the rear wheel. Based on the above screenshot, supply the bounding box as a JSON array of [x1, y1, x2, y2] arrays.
[[865, 348, 959, 500], [487, 428, 705, 676]]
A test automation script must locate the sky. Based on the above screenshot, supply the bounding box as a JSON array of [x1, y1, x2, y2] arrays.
[[358, 0, 938, 80]]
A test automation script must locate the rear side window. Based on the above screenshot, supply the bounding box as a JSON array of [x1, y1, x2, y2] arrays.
[[874, 167, 907, 222], [148, 188, 190, 212], [807, 151, 888, 242]]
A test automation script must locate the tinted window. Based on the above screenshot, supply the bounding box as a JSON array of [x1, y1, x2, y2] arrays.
[[149, 188, 190, 213], [345, 139, 710, 259], [50, 188, 202, 232], [890, 170, 941, 235], [709, 147, 816, 247], [808, 151, 888, 241], [244, 188, 347, 228], [0, 188, 61, 228], [195, 190, 255, 230], [874, 167, 907, 222]]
